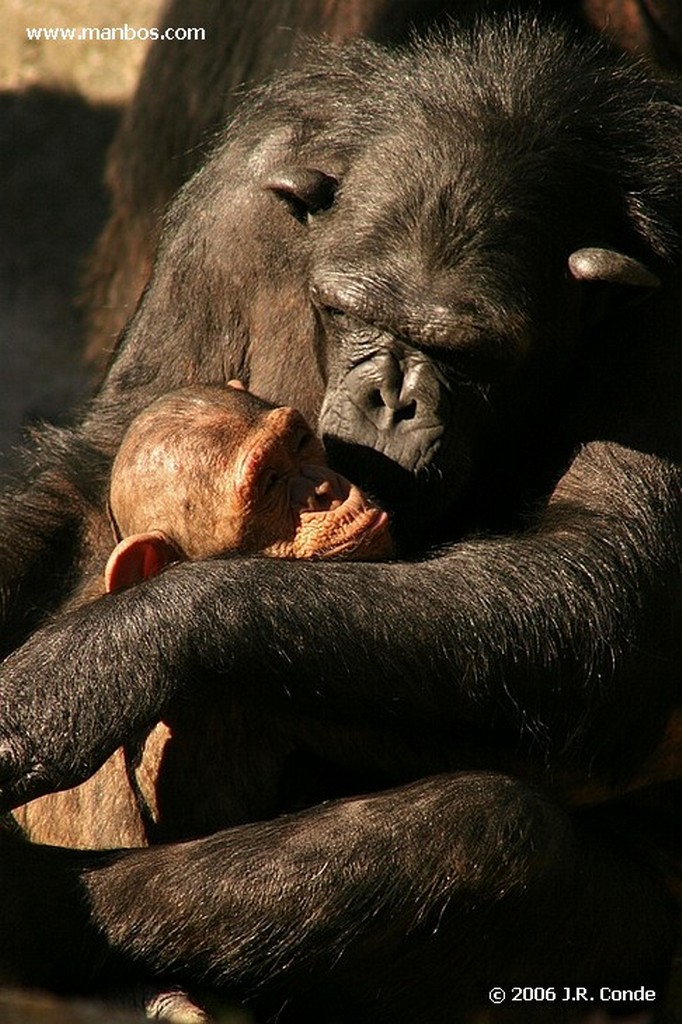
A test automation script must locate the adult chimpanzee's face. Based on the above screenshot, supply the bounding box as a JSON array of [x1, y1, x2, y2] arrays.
[[238, 39, 661, 536], [276, 131, 572, 527]]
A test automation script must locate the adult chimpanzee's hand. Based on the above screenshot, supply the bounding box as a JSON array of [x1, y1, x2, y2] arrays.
[[0, 732, 47, 811], [0, 634, 122, 809]]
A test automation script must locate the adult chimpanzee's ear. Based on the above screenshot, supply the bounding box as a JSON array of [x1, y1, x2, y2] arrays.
[[264, 168, 338, 221], [568, 248, 661, 289], [104, 532, 184, 593]]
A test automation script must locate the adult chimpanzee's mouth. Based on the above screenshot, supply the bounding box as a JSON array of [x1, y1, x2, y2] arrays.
[[323, 435, 420, 504], [322, 434, 463, 534], [316, 339, 478, 538]]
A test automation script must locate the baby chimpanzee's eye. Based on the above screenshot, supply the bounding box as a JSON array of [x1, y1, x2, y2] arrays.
[[261, 469, 280, 496], [296, 431, 315, 454]]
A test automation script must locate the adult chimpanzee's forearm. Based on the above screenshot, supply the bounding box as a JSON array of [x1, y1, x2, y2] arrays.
[[0, 433, 112, 657], [173, 443, 679, 770], [0, 442, 677, 810], [206, 449, 678, 768]]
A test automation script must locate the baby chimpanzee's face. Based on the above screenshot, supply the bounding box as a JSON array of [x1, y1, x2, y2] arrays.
[[229, 404, 392, 560]]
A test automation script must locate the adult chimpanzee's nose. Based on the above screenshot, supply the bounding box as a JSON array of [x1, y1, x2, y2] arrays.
[[312, 274, 445, 443], [344, 352, 426, 431]]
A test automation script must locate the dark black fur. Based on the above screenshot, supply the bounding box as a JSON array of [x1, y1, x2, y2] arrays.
[[0, 18, 680, 1023]]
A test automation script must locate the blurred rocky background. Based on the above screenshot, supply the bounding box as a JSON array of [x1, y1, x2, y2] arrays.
[[0, 0, 156, 470]]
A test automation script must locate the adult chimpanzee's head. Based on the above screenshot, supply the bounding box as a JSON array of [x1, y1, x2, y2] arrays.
[[108, 19, 680, 543]]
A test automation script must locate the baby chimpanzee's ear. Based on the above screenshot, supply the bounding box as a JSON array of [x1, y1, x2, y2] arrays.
[[104, 531, 184, 593]]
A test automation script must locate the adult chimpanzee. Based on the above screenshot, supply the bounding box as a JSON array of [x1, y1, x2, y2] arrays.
[[0, 15, 680, 1024]]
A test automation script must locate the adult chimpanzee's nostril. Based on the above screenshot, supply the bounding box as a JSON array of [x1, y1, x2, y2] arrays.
[[376, 382, 418, 420], [393, 399, 417, 423], [342, 351, 429, 433], [365, 384, 420, 429]]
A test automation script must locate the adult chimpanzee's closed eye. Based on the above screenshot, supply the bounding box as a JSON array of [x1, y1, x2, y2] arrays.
[[0, 14, 680, 1024]]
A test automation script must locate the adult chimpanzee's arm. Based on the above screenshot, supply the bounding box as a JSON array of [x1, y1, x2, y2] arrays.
[[0, 774, 676, 1014], [0, 433, 112, 658], [0, 441, 679, 809]]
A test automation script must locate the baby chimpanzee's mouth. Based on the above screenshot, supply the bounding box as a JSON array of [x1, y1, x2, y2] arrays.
[[315, 506, 392, 559], [298, 480, 393, 560]]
